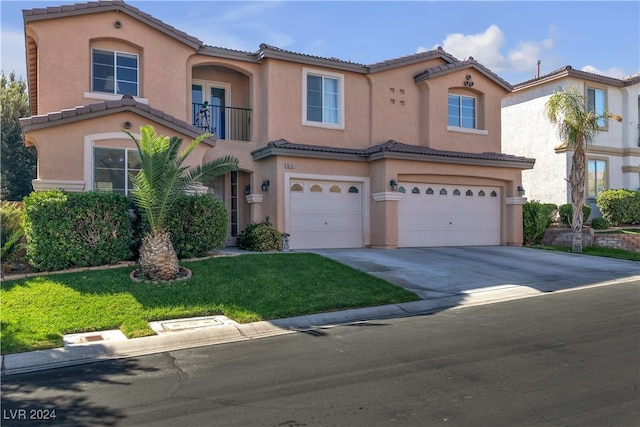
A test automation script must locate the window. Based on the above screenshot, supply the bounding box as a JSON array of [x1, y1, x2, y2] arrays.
[[94, 147, 140, 194], [587, 87, 606, 128], [303, 68, 343, 128], [92, 49, 138, 96], [587, 159, 607, 198], [448, 94, 476, 128]]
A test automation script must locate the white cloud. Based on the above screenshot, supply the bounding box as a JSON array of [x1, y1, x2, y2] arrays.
[[581, 65, 627, 79], [1, 29, 27, 79], [418, 25, 555, 76]]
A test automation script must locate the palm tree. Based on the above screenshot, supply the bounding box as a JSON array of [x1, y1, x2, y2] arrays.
[[126, 125, 238, 281], [544, 86, 621, 253]]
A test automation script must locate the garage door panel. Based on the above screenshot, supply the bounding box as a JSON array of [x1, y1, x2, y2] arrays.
[[399, 183, 500, 247], [289, 179, 363, 249]]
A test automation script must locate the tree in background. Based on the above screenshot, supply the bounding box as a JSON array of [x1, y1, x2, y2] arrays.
[[545, 86, 621, 253], [1, 72, 36, 201]]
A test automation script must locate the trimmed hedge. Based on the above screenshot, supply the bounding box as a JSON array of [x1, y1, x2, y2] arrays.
[[590, 217, 610, 230], [238, 217, 282, 252], [559, 203, 592, 226], [23, 190, 132, 271], [164, 193, 228, 258], [523, 201, 557, 245], [596, 189, 640, 226]]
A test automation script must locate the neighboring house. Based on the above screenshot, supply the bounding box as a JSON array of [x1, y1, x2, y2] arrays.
[[20, 0, 533, 250], [502, 67, 640, 218]]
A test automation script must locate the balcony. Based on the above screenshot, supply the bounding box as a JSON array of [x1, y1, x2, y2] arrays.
[[192, 102, 252, 142]]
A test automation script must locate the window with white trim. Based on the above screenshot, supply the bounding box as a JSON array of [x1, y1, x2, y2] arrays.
[[94, 147, 140, 194], [448, 94, 476, 129], [92, 49, 139, 96], [587, 87, 607, 128], [587, 159, 607, 198], [303, 68, 344, 128]]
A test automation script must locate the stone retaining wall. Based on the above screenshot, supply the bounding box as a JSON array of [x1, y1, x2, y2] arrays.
[[541, 228, 594, 247], [594, 234, 640, 252]]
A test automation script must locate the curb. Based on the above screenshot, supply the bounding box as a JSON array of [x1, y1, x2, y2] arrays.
[[2, 276, 638, 376]]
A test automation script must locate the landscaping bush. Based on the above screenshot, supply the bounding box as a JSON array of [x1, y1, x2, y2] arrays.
[[590, 217, 610, 230], [559, 203, 592, 227], [164, 193, 228, 258], [1, 201, 25, 262], [238, 217, 282, 252], [523, 201, 557, 245], [23, 190, 133, 271], [596, 189, 640, 226]]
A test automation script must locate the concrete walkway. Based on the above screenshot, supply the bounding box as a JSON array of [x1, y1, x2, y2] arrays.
[[2, 246, 638, 375]]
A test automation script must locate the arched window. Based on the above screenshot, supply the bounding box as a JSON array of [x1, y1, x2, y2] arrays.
[[412, 187, 420, 194], [348, 186, 359, 193], [490, 191, 497, 197], [440, 188, 447, 195], [453, 189, 461, 196], [291, 183, 303, 192], [330, 185, 341, 193], [478, 190, 485, 197], [466, 189, 473, 196], [426, 187, 434, 195], [310, 184, 323, 192], [398, 186, 406, 193]]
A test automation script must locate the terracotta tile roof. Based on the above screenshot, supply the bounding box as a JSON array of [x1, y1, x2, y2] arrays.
[[513, 66, 640, 91], [252, 139, 534, 168], [23, 0, 202, 49], [414, 57, 513, 92], [19, 96, 216, 146]]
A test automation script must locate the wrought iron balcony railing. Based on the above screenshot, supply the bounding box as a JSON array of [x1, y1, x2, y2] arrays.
[[192, 102, 252, 141]]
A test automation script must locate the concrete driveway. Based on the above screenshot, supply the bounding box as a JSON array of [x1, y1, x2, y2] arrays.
[[309, 246, 640, 299]]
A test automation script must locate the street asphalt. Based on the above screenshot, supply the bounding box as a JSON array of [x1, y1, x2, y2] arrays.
[[2, 246, 638, 375]]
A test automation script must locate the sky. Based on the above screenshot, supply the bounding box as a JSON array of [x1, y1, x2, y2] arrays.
[[1, 0, 639, 85]]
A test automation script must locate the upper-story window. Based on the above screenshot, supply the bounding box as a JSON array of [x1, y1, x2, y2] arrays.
[[302, 68, 344, 129], [587, 86, 607, 128], [448, 94, 476, 129], [92, 49, 139, 96]]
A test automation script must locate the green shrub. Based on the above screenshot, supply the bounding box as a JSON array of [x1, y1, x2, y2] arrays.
[[590, 217, 610, 230], [523, 201, 557, 245], [238, 217, 282, 252], [1, 201, 25, 262], [596, 189, 640, 226], [164, 193, 228, 258], [23, 190, 133, 271], [559, 203, 592, 226]]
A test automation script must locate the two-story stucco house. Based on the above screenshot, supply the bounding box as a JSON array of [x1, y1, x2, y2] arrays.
[[502, 67, 640, 218], [20, 1, 533, 250]]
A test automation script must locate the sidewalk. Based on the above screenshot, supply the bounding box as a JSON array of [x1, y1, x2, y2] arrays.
[[3, 275, 636, 376]]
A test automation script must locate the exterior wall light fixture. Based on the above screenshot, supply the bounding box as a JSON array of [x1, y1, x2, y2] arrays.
[[517, 186, 525, 196], [390, 179, 398, 191], [261, 180, 270, 191], [244, 185, 250, 196]]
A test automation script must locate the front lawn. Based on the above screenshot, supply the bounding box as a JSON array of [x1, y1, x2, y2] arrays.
[[533, 245, 640, 262], [0, 253, 419, 355]]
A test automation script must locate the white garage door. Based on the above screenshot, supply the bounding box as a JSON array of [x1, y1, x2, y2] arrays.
[[398, 183, 501, 247], [289, 180, 363, 249]]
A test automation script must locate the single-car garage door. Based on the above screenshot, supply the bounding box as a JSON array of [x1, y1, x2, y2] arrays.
[[288, 179, 363, 249], [398, 183, 501, 247]]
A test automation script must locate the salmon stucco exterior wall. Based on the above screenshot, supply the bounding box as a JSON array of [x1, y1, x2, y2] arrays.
[[21, 1, 534, 249]]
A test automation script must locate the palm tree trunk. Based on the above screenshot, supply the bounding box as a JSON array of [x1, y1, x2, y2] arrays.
[[570, 143, 586, 253], [139, 231, 179, 281]]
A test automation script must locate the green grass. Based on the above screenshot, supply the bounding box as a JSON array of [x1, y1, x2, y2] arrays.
[[595, 229, 639, 235], [533, 245, 640, 262], [0, 253, 419, 355]]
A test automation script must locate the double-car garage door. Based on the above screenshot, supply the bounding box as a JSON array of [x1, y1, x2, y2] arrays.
[[398, 183, 501, 247]]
